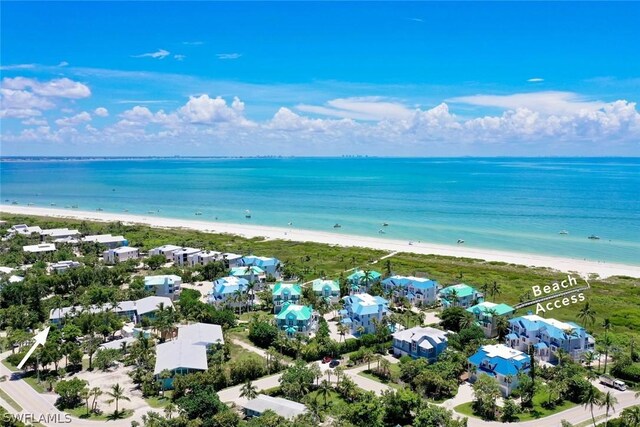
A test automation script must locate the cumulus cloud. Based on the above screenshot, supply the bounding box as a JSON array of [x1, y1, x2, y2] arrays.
[[0, 64, 36, 71], [297, 97, 414, 121], [94, 107, 109, 117], [58, 61, 69, 67], [216, 53, 242, 60], [21, 117, 48, 126], [448, 91, 604, 115], [527, 78, 544, 83], [179, 95, 250, 125], [55, 111, 92, 127], [132, 49, 170, 59], [174, 54, 186, 61], [2, 77, 91, 98]]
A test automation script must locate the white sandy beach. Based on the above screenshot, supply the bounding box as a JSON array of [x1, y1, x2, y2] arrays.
[[1, 205, 639, 279]]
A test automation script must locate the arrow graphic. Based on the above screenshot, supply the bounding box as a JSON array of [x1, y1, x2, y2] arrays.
[[17, 326, 50, 370]]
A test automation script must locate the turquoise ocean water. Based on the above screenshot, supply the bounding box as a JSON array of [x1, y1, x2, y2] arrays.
[[1, 158, 638, 265]]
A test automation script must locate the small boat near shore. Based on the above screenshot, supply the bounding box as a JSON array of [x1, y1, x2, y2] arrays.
[[195, 211, 202, 216], [382, 222, 389, 227], [333, 223, 341, 228], [588, 235, 600, 240], [559, 230, 569, 235], [378, 229, 385, 234], [245, 210, 252, 219], [457, 239, 465, 244]]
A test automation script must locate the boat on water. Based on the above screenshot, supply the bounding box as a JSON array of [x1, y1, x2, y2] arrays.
[[559, 230, 569, 235], [50, 203, 56, 206], [288, 222, 293, 226], [457, 239, 465, 244], [147, 210, 155, 214], [71, 205, 78, 209], [333, 223, 341, 228], [195, 211, 202, 216], [11, 201, 18, 205], [382, 222, 389, 227], [378, 229, 386, 234], [96, 208, 103, 211], [27, 203, 34, 206], [588, 235, 600, 240], [124, 209, 129, 212], [245, 210, 252, 219]]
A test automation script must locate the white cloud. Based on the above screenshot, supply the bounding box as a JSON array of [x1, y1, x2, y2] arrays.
[[55, 111, 92, 127], [268, 107, 355, 132], [94, 107, 109, 117], [183, 41, 204, 45], [58, 61, 69, 67], [297, 97, 414, 121], [216, 53, 242, 60], [133, 49, 170, 59], [0, 88, 55, 111], [448, 91, 605, 115], [21, 117, 48, 126], [179, 94, 250, 125], [174, 54, 186, 61], [0, 64, 36, 71], [527, 78, 544, 83], [2, 77, 91, 98]]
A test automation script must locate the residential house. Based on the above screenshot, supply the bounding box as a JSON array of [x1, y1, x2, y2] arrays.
[[439, 284, 483, 308], [23, 243, 56, 253], [275, 303, 317, 337], [242, 394, 307, 420], [221, 253, 243, 268], [239, 255, 281, 278], [208, 276, 250, 308], [312, 279, 341, 303], [229, 266, 265, 283], [340, 293, 389, 335], [144, 274, 182, 299], [468, 344, 531, 396], [50, 260, 81, 273], [40, 228, 80, 241], [188, 250, 222, 267], [466, 301, 515, 338], [49, 296, 173, 325], [346, 269, 382, 293], [272, 282, 302, 313], [103, 247, 139, 264], [172, 247, 201, 266], [505, 314, 595, 364], [82, 234, 128, 249], [382, 275, 439, 307], [391, 326, 448, 361], [149, 244, 183, 261], [9, 224, 43, 235]]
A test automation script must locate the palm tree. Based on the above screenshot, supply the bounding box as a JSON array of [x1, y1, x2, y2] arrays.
[[318, 379, 332, 408], [106, 383, 130, 416], [448, 288, 459, 307], [581, 385, 603, 427], [602, 391, 617, 427], [337, 323, 348, 342], [584, 351, 597, 370], [363, 349, 374, 370], [356, 325, 366, 336], [495, 315, 510, 340], [334, 366, 344, 386], [326, 368, 332, 383], [602, 318, 612, 372], [490, 281, 501, 298], [577, 302, 597, 329], [379, 358, 391, 378], [158, 369, 172, 396], [164, 402, 176, 419], [621, 406, 640, 427], [232, 290, 243, 315], [90, 387, 102, 413], [480, 282, 490, 295], [240, 380, 258, 400]]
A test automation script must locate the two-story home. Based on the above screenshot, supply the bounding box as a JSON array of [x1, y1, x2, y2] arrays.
[[392, 326, 448, 361], [23, 243, 56, 254], [82, 234, 128, 249], [144, 274, 182, 299], [221, 253, 243, 268], [439, 284, 483, 308], [40, 228, 81, 241], [49, 296, 173, 325], [103, 247, 139, 264], [239, 256, 281, 278], [172, 247, 202, 266], [275, 303, 317, 337], [346, 269, 382, 293], [340, 293, 389, 335], [49, 260, 81, 273], [208, 276, 250, 309], [230, 266, 266, 283], [382, 275, 439, 307], [468, 344, 531, 396], [149, 244, 183, 261], [272, 282, 302, 313], [505, 314, 595, 364], [188, 250, 222, 267], [311, 279, 341, 303], [466, 301, 515, 338]]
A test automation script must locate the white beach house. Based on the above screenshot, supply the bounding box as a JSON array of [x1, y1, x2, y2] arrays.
[[82, 234, 128, 249], [23, 243, 56, 253], [149, 244, 183, 261], [103, 247, 140, 264], [172, 247, 201, 266], [144, 274, 182, 299]]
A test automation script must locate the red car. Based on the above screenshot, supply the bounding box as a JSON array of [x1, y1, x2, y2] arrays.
[[322, 356, 332, 364]]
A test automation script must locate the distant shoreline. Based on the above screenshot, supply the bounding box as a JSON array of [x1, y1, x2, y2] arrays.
[[2, 205, 639, 279]]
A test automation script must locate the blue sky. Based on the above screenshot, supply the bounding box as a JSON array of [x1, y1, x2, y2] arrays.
[[1, 1, 639, 156]]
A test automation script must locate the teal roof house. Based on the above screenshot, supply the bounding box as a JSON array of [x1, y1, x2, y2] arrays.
[[144, 274, 182, 300], [239, 255, 282, 278], [439, 284, 483, 308], [275, 303, 317, 337], [208, 276, 250, 308], [272, 282, 302, 313], [340, 293, 389, 335], [229, 265, 266, 283], [346, 269, 381, 293], [312, 279, 340, 303], [382, 275, 439, 307], [466, 301, 515, 338], [468, 344, 531, 396]]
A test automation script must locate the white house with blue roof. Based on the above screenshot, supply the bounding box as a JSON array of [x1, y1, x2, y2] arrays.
[[468, 344, 531, 396], [382, 275, 439, 307], [505, 314, 595, 364], [239, 255, 281, 278], [340, 293, 389, 335], [392, 326, 448, 361], [144, 274, 182, 300], [208, 276, 250, 308]]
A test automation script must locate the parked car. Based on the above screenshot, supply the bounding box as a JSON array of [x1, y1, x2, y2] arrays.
[[329, 359, 340, 368], [322, 356, 332, 364]]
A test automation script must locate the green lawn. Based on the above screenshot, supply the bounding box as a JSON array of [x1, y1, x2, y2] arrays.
[[453, 388, 578, 422], [22, 376, 49, 394], [0, 388, 22, 411], [145, 391, 173, 408], [2, 358, 18, 372], [358, 369, 402, 390], [65, 406, 133, 421], [305, 389, 350, 416]]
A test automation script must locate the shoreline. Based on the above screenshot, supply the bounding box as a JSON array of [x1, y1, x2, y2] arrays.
[[2, 205, 639, 279]]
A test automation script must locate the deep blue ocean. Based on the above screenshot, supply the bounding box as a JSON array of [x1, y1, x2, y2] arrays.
[[1, 158, 639, 265]]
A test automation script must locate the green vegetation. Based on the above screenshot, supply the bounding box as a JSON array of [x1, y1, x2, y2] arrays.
[[0, 388, 22, 411]]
